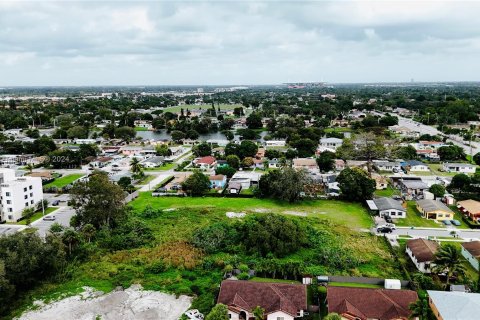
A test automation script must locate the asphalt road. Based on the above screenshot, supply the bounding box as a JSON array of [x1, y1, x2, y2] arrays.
[[374, 226, 480, 241], [31, 206, 76, 237]]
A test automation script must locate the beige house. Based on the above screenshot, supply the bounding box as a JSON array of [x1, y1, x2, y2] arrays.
[[416, 199, 454, 221]]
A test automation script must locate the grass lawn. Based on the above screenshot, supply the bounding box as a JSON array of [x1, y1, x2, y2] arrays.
[[129, 193, 374, 229], [394, 201, 440, 228], [134, 127, 149, 131], [374, 187, 400, 197], [136, 175, 157, 186], [249, 277, 300, 284], [144, 162, 177, 171], [328, 282, 383, 289], [428, 163, 459, 177], [14, 207, 59, 225], [161, 103, 242, 114], [449, 206, 472, 229], [43, 174, 84, 189]]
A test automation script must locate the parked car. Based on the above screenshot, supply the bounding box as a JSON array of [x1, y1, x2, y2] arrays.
[[184, 309, 204, 320], [377, 226, 393, 233], [51, 200, 60, 206], [443, 220, 452, 226], [384, 215, 393, 223], [451, 220, 461, 226], [42, 215, 56, 221]]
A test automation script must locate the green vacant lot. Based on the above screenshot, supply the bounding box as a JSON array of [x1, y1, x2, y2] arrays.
[[129, 193, 374, 229], [44, 174, 84, 189], [395, 201, 470, 229]]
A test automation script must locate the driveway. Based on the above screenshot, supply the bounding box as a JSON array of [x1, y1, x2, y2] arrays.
[[137, 172, 175, 192], [31, 206, 76, 238], [0, 224, 26, 236], [375, 226, 480, 241]]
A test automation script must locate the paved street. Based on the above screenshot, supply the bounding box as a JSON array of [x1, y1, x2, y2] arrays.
[[138, 172, 174, 192], [0, 224, 26, 236], [374, 226, 480, 241], [31, 206, 76, 237]]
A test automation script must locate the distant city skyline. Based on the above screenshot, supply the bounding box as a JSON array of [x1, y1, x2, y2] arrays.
[[1, 1, 479, 86]]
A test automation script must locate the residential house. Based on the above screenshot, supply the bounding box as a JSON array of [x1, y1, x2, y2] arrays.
[[90, 156, 113, 168], [229, 171, 262, 189], [268, 158, 280, 169], [193, 156, 217, 170], [293, 158, 318, 172], [134, 120, 153, 129], [442, 163, 476, 174], [120, 146, 143, 156], [334, 159, 345, 171], [346, 160, 368, 171], [367, 197, 407, 219], [402, 160, 430, 172], [255, 148, 265, 159], [209, 174, 227, 189], [217, 280, 307, 320], [0, 168, 43, 222], [75, 138, 97, 145], [0, 154, 34, 167], [417, 141, 446, 150], [372, 173, 388, 189], [389, 125, 420, 138], [319, 137, 343, 151], [461, 241, 480, 271], [140, 156, 164, 168], [416, 149, 440, 161], [327, 286, 418, 320], [29, 171, 54, 183], [374, 160, 401, 172], [406, 238, 439, 273], [416, 199, 454, 221], [428, 290, 480, 320], [399, 180, 429, 197], [227, 182, 242, 194], [457, 200, 480, 222], [264, 140, 286, 147]]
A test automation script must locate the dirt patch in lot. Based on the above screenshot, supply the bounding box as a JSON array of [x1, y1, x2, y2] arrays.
[[18, 285, 192, 320], [283, 210, 307, 217]]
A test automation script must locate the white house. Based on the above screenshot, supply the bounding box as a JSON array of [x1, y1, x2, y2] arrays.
[[319, 137, 343, 151], [264, 140, 286, 147], [140, 156, 164, 168], [75, 138, 97, 145], [406, 238, 439, 273], [367, 197, 407, 219], [217, 280, 307, 320], [402, 160, 430, 172], [374, 160, 401, 172], [461, 241, 480, 271], [442, 163, 476, 174], [0, 168, 43, 222]]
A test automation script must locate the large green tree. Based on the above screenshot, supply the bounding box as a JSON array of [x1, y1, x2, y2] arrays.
[[317, 151, 336, 172], [337, 167, 376, 201], [258, 167, 309, 203], [206, 304, 229, 320], [70, 172, 127, 229], [182, 171, 211, 196]]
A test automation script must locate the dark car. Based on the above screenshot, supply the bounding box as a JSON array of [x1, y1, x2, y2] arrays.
[[51, 200, 60, 206], [377, 226, 393, 234], [443, 220, 452, 226], [384, 215, 393, 223], [451, 220, 461, 226]]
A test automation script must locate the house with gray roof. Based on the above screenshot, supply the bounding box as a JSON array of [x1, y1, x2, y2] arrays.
[[399, 179, 429, 198], [367, 197, 407, 219], [428, 290, 480, 320]]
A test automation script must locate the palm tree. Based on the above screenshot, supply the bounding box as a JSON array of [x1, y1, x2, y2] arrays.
[[130, 157, 144, 178], [81, 224, 96, 243], [62, 228, 80, 255], [252, 306, 265, 320], [433, 243, 466, 285], [409, 298, 430, 320]]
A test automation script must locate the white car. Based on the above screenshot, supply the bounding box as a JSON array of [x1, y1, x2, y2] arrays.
[[42, 215, 56, 221], [378, 223, 396, 230], [185, 309, 204, 320]]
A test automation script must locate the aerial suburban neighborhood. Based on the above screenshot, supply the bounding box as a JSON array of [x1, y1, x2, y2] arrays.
[[2, 1, 480, 320]]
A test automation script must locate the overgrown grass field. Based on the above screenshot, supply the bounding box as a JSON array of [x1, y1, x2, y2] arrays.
[[43, 174, 84, 189]]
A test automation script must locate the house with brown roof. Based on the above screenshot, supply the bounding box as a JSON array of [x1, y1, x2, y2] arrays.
[[193, 156, 217, 170], [292, 158, 318, 172], [462, 241, 480, 271], [326, 286, 418, 320], [458, 200, 480, 222], [406, 238, 439, 273], [217, 280, 307, 320]]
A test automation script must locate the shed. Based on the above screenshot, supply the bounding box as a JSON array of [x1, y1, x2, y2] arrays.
[[384, 279, 401, 290]]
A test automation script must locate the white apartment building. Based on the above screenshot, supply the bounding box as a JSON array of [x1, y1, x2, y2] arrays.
[[0, 168, 43, 222]]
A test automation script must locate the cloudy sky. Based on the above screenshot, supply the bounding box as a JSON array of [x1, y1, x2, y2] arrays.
[[0, 1, 479, 86]]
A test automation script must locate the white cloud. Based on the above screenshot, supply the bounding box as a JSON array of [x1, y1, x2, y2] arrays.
[[0, 1, 479, 85]]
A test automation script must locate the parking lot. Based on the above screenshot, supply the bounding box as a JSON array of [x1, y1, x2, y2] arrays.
[[31, 206, 76, 237], [0, 224, 26, 236]]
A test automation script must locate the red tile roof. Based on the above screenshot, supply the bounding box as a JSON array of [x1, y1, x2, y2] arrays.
[[196, 156, 216, 165], [327, 287, 418, 320], [217, 280, 307, 317]]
